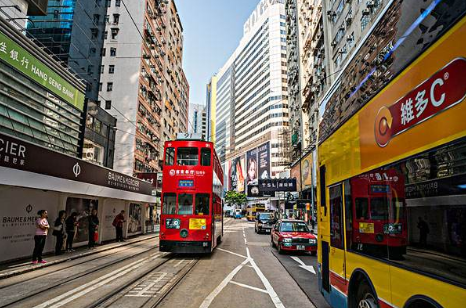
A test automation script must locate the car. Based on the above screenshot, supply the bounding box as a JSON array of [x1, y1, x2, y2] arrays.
[[234, 209, 242, 219], [255, 212, 276, 233], [271, 219, 317, 255]]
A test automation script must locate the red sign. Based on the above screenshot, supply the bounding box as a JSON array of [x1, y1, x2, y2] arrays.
[[374, 58, 466, 147]]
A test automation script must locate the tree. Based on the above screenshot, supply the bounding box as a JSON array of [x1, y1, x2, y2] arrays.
[[225, 190, 247, 209]]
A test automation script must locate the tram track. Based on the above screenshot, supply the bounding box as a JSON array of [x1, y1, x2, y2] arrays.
[[91, 255, 199, 308], [0, 239, 160, 308]]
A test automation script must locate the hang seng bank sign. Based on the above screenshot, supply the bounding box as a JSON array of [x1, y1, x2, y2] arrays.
[[0, 132, 153, 195], [0, 30, 85, 110]]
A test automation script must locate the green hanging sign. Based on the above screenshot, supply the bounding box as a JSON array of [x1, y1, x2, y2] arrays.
[[0, 30, 85, 111]]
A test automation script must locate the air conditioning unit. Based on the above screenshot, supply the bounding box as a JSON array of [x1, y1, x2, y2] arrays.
[[347, 35, 353, 42], [367, 1, 375, 7], [362, 8, 370, 15], [346, 16, 352, 25]]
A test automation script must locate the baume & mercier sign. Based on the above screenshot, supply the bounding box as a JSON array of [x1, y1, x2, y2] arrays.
[[0, 132, 153, 196]]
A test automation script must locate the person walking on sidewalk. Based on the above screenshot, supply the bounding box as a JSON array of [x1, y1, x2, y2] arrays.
[[65, 212, 78, 252], [53, 210, 67, 255], [112, 210, 126, 242], [88, 209, 99, 249], [32, 210, 49, 264]]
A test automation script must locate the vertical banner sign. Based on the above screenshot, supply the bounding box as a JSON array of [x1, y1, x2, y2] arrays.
[[258, 142, 270, 179], [230, 156, 245, 193], [291, 163, 301, 193], [247, 148, 259, 185], [0, 30, 85, 110], [301, 152, 313, 190]]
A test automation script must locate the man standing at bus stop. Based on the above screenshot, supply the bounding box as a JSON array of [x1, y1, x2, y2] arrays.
[[113, 210, 126, 242]]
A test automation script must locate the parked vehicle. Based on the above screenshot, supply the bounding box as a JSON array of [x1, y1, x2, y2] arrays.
[[271, 219, 317, 255], [255, 212, 275, 233]]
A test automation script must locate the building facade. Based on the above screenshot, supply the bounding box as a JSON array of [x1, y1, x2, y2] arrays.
[[99, 0, 189, 176], [188, 103, 207, 139], [0, 0, 48, 30], [210, 0, 290, 197], [206, 76, 217, 143]]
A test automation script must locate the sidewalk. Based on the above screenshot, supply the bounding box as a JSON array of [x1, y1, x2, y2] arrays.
[[0, 228, 160, 280]]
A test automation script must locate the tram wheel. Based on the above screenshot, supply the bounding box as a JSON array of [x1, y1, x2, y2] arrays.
[[356, 282, 378, 308]]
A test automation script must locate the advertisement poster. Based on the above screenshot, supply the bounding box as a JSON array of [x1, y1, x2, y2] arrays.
[[246, 148, 259, 185], [229, 156, 245, 192], [65, 197, 98, 243], [0, 187, 59, 262], [301, 152, 313, 190], [257, 142, 270, 180], [290, 163, 301, 193], [128, 203, 142, 234], [101, 200, 125, 241]]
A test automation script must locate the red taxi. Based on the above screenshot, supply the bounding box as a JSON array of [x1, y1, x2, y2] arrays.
[[271, 219, 317, 255]]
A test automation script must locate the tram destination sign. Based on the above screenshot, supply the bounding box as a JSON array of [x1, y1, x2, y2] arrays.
[[0, 132, 153, 195]]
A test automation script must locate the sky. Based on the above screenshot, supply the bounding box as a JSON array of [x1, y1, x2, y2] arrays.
[[176, 0, 261, 107]]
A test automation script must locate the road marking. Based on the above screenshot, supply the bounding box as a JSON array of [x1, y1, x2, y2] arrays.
[[126, 272, 168, 297], [174, 259, 185, 268], [33, 254, 161, 308], [230, 281, 268, 294], [290, 256, 316, 274], [217, 248, 247, 259]]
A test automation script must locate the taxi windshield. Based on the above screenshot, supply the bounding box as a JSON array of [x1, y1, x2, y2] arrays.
[[258, 213, 273, 220], [280, 222, 309, 232]]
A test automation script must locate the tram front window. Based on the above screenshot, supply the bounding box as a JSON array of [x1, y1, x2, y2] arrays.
[[162, 193, 176, 214], [177, 148, 198, 166], [370, 198, 389, 220], [195, 194, 210, 215], [355, 198, 369, 219], [178, 193, 193, 215]]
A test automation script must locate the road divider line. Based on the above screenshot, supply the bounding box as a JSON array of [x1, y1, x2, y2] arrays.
[[229, 281, 268, 294], [217, 248, 247, 259]]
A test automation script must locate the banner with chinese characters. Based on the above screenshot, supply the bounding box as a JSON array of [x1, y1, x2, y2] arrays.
[[258, 178, 297, 192], [359, 17, 466, 170], [0, 30, 85, 110]]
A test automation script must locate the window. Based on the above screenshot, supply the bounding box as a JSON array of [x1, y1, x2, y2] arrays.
[[178, 193, 193, 215], [177, 148, 198, 166], [93, 14, 100, 23], [280, 222, 309, 232], [113, 14, 120, 24], [330, 184, 344, 249], [201, 148, 211, 166], [107, 82, 113, 91], [370, 198, 389, 220], [94, 119, 102, 134], [91, 28, 98, 39], [99, 83, 103, 91], [109, 65, 115, 74], [195, 194, 210, 215], [111, 28, 119, 39], [355, 198, 369, 219], [165, 147, 175, 165], [101, 48, 106, 56], [53, 10, 59, 19], [115, 0, 121, 6], [99, 65, 104, 74], [110, 47, 117, 56], [103, 31, 108, 40], [86, 114, 94, 129], [105, 0, 111, 7], [104, 15, 109, 23], [162, 193, 176, 214], [105, 100, 112, 110]]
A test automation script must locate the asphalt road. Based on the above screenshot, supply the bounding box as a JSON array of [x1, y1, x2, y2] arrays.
[[0, 218, 330, 308]]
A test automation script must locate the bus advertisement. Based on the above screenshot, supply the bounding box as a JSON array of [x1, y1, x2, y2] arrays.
[[317, 1, 466, 308], [159, 137, 224, 253]]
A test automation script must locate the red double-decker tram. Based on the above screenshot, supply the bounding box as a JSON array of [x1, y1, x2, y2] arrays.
[[159, 136, 224, 253]]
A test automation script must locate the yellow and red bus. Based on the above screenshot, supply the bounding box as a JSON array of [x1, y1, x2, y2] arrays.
[[317, 1, 466, 307]]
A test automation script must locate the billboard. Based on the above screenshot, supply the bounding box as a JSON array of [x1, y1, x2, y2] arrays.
[[301, 152, 313, 190], [246, 147, 259, 185], [229, 155, 245, 192], [257, 142, 270, 180]]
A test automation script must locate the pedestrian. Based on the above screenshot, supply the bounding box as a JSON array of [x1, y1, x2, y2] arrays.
[[88, 209, 99, 249], [417, 217, 429, 248], [32, 210, 49, 264], [112, 210, 126, 242], [156, 213, 160, 225], [53, 210, 67, 255], [65, 212, 78, 252]]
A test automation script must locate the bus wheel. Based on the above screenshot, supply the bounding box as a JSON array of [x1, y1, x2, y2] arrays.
[[356, 282, 378, 308]]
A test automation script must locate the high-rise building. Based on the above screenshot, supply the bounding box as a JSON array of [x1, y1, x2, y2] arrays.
[[188, 103, 207, 139], [205, 75, 217, 143], [211, 0, 290, 194], [0, 0, 48, 30], [99, 0, 188, 176]]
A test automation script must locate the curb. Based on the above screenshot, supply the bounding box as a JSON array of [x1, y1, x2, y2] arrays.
[[0, 233, 159, 280]]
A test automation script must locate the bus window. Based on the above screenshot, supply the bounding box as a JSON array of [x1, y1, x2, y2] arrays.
[[195, 194, 210, 215], [162, 193, 176, 214], [178, 193, 193, 215], [201, 148, 211, 166], [177, 148, 198, 166], [330, 185, 344, 249], [355, 198, 369, 220], [165, 147, 175, 166], [370, 198, 389, 220]]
